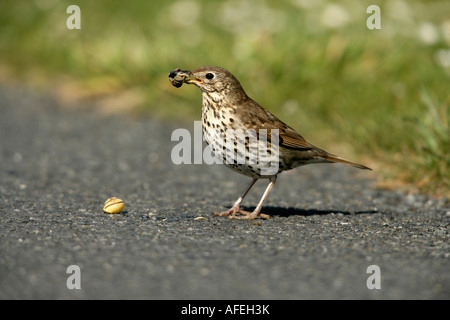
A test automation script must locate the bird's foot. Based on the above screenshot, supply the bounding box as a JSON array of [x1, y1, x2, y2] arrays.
[[213, 205, 270, 220]]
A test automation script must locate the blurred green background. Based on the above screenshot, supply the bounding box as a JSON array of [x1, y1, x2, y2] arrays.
[[0, 0, 449, 196]]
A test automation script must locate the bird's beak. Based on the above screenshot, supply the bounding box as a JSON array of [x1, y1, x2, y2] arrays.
[[186, 75, 203, 84], [169, 69, 203, 88]]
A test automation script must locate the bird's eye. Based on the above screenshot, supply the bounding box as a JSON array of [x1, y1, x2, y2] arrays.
[[206, 73, 214, 80]]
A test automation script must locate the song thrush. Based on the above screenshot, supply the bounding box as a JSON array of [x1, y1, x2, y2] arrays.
[[169, 66, 371, 220]]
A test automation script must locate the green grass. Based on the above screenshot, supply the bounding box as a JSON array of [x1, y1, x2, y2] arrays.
[[409, 88, 449, 193], [1, 0, 449, 196]]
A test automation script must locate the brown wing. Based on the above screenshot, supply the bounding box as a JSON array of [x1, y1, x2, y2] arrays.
[[237, 98, 321, 150], [236, 98, 372, 170]]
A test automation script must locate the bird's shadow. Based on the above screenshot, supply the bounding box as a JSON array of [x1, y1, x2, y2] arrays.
[[240, 206, 379, 217]]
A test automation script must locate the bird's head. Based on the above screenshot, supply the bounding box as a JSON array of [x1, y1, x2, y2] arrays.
[[169, 66, 245, 97]]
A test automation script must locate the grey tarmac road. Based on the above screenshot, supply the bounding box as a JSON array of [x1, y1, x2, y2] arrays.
[[0, 86, 449, 299]]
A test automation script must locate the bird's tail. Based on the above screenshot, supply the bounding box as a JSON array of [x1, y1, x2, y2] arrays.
[[322, 154, 372, 170]]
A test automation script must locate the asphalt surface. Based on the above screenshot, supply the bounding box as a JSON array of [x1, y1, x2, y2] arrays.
[[0, 86, 449, 300]]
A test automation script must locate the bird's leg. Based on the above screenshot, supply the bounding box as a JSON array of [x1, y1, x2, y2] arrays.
[[230, 176, 277, 220], [213, 178, 257, 218]]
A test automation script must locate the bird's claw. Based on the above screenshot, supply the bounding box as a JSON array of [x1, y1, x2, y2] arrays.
[[213, 206, 270, 220]]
